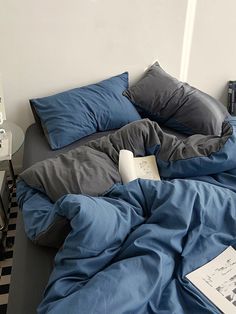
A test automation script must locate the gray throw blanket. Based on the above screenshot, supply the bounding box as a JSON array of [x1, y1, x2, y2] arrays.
[[19, 118, 230, 202]]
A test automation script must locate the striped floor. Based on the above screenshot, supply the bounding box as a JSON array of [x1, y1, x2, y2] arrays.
[[0, 183, 18, 314]]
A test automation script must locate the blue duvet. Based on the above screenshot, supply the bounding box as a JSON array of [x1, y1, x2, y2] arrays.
[[17, 118, 236, 314]]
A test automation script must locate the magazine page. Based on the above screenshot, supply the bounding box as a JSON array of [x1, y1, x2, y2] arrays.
[[119, 150, 161, 184], [119, 150, 137, 184], [186, 246, 236, 314], [134, 155, 160, 181]]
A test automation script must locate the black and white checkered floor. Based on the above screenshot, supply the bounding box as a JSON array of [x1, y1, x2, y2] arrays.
[[0, 182, 18, 314]]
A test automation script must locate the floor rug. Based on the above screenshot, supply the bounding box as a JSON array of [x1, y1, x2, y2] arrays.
[[0, 183, 18, 314]]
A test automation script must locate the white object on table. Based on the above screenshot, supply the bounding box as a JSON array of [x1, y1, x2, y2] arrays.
[[0, 131, 12, 161], [0, 121, 24, 185], [1, 121, 24, 155]]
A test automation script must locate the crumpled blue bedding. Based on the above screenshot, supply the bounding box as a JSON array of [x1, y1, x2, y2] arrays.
[[17, 117, 236, 313]]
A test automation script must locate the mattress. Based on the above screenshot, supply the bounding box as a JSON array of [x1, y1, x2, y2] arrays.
[[7, 123, 186, 314], [22, 124, 119, 169]]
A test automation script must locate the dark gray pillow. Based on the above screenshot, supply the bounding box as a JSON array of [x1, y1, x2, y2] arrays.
[[123, 62, 229, 136]]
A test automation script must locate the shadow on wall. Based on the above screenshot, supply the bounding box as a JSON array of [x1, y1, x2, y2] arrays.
[[219, 83, 228, 108]]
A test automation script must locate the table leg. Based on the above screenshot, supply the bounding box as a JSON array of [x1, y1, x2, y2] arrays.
[[0, 196, 7, 231], [8, 160, 16, 186], [0, 196, 7, 278]]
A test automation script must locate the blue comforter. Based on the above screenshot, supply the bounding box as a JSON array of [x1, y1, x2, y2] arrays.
[[17, 118, 236, 314]]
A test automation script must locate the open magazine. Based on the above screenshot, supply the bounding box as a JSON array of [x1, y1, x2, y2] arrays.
[[118, 149, 160, 184], [186, 246, 236, 314]]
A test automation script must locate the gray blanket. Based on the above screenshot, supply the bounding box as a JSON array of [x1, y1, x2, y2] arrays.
[[19, 119, 230, 202]]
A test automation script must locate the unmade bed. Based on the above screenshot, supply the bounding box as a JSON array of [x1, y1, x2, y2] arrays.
[[7, 119, 187, 314], [7, 62, 236, 313], [7, 124, 118, 314]]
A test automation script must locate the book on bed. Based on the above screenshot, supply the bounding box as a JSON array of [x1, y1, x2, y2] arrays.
[[186, 246, 236, 314], [118, 149, 160, 184]]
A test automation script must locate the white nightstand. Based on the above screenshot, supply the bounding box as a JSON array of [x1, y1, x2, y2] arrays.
[[0, 121, 24, 185]]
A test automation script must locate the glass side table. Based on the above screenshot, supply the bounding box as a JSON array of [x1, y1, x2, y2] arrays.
[[0, 121, 24, 185]]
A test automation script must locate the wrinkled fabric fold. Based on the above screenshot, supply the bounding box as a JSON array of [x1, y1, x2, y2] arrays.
[[17, 178, 236, 314]]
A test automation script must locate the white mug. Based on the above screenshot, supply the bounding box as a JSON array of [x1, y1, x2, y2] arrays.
[[0, 112, 3, 125]]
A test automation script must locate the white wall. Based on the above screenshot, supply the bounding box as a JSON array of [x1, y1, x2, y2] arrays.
[[0, 0, 188, 170], [188, 0, 236, 104]]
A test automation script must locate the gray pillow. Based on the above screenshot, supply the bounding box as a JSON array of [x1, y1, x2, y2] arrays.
[[123, 62, 229, 136]]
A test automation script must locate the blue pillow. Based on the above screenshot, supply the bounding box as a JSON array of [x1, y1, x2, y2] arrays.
[[30, 72, 141, 149]]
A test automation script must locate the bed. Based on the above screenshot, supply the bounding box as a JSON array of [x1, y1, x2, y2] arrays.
[[7, 125, 117, 314], [7, 62, 236, 314]]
